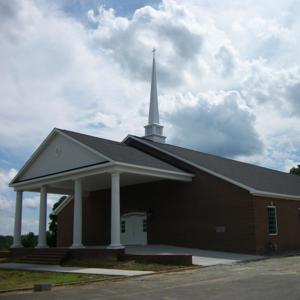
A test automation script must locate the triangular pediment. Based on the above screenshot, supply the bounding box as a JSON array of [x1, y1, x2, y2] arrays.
[[14, 129, 109, 182]]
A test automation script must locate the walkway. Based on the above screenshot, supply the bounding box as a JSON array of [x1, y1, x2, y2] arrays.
[[0, 263, 154, 276], [125, 245, 263, 266]]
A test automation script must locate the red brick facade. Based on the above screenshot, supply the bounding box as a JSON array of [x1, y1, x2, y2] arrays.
[[57, 168, 300, 254], [253, 196, 300, 253]]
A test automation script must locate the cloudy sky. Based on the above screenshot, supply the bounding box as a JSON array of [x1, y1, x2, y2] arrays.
[[1, 0, 300, 235]]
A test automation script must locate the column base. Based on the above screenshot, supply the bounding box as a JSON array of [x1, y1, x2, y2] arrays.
[[11, 244, 23, 249], [36, 245, 49, 249], [70, 244, 85, 249], [107, 244, 125, 250]]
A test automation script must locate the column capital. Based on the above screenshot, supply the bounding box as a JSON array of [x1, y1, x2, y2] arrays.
[[72, 177, 82, 182], [110, 171, 121, 176], [40, 185, 47, 192]]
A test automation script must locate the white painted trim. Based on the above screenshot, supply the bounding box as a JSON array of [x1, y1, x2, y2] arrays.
[[10, 128, 113, 185], [122, 212, 147, 218], [251, 190, 300, 201], [10, 161, 193, 191], [115, 162, 193, 182], [124, 135, 300, 201], [267, 206, 278, 236], [11, 162, 115, 189], [53, 195, 73, 215]]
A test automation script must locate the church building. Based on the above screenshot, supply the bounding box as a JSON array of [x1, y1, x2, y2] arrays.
[[9, 52, 300, 255]]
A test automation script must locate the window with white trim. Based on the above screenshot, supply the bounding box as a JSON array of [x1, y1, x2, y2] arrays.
[[267, 206, 278, 235]]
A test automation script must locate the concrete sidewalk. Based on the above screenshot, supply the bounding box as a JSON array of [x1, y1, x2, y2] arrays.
[[0, 263, 154, 276], [126, 245, 264, 266]]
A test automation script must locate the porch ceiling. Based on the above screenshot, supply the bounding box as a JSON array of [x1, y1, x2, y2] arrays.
[[29, 172, 166, 194]]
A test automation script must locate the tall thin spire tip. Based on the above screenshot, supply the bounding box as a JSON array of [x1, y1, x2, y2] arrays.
[[152, 47, 156, 58]]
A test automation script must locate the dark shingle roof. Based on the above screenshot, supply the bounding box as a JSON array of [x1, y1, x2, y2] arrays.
[[133, 137, 300, 197], [58, 129, 184, 173]]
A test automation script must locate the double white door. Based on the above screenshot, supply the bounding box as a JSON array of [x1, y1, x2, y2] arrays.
[[121, 213, 147, 245]]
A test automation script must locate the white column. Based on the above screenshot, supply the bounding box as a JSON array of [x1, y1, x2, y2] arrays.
[[108, 172, 123, 248], [12, 191, 23, 248], [71, 178, 84, 248], [37, 186, 48, 248]]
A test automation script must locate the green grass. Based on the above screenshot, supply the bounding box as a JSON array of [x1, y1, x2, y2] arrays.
[[0, 270, 110, 291], [62, 257, 191, 272]]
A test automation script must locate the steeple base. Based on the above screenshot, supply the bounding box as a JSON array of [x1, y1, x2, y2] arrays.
[[144, 124, 166, 143]]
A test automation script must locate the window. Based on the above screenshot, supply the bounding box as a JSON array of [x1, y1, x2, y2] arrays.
[[267, 206, 278, 235], [121, 220, 126, 233], [143, 219, 147, 232]]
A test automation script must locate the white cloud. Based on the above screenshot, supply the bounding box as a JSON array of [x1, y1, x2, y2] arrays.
[[1, 0, 300, 234], [166, 90, 263, 157], [23, 195, 58, 210]]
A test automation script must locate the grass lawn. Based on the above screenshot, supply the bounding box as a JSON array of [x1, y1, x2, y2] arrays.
[[0, 270, 111, 291], [62, 258, 192, 272]]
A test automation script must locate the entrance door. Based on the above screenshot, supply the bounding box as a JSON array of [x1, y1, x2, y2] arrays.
[[121, 213, 147, 245]]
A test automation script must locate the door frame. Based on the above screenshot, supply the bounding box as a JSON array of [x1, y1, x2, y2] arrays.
[[121, 212, 148, 245]]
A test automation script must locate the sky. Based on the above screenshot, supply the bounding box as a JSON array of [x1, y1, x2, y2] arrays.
[[0, 0, 300, 235]]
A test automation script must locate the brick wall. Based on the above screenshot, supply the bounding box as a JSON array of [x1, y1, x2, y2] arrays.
[[57, 169, 257, 253], [253, 196, 300, 253]]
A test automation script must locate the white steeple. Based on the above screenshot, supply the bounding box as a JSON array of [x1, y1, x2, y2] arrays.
[[144, 49, 166, 143]]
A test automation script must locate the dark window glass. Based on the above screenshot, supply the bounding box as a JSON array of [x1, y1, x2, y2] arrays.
[[268, 207, 277, 234], [121, 220, 126, 233], [143, 219, 147, 232]]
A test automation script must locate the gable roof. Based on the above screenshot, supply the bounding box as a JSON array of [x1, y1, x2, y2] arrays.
[[125, 136, 300, 198], [10, 128, 189, 185], [56, 129, 184, 173]]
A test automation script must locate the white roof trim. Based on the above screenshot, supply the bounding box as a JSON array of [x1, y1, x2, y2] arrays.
[[251, 190, 300, 201], [10, 128, 113, 185], [124, 135, 300, 200], [53, 195, 73, 215], [10, 160, 193, 190]]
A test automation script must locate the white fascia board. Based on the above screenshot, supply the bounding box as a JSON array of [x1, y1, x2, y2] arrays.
[[10, 161, 192, 191], [10, 128, 113, 185], [11, 162, 115, 190], [251, 190, 300, 201], [115, 162, 194, 182], [124, 136, 254, 192], [53, 195, 73, 215]]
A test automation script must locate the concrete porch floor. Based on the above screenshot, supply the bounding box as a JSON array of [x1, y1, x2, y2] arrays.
[[125, 245, 264, 266]]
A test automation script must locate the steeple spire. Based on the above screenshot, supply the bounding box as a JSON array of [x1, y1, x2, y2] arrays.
[[144, 49, 166, 143], [148, 48, 159, 124]]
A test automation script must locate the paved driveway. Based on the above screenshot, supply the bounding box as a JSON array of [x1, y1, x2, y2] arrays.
[[125, 245, 263, 266], [3, 255, 300, 300]]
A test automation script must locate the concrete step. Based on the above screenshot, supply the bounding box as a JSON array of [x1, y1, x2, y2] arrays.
[[20, 249, 69, 265]]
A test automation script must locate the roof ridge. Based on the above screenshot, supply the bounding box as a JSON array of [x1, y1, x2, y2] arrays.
[[136, 136, 295, 178], [58, 128, 127, 147]]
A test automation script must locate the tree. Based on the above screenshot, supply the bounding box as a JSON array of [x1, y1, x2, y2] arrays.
[[0, 236, 13, 250], [47, 196, 67, 247], [290, 165, 300, 176], [22, 232, 37, 248]]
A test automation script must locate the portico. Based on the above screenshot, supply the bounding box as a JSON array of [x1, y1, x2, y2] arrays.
[[10, 152, 193, 250]]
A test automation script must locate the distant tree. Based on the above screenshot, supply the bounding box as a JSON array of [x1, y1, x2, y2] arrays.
[[22, 232, 37, 248], [0, 235, 13, 250], [47, 196, 67, 247], [290, 165, 300, 176]]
